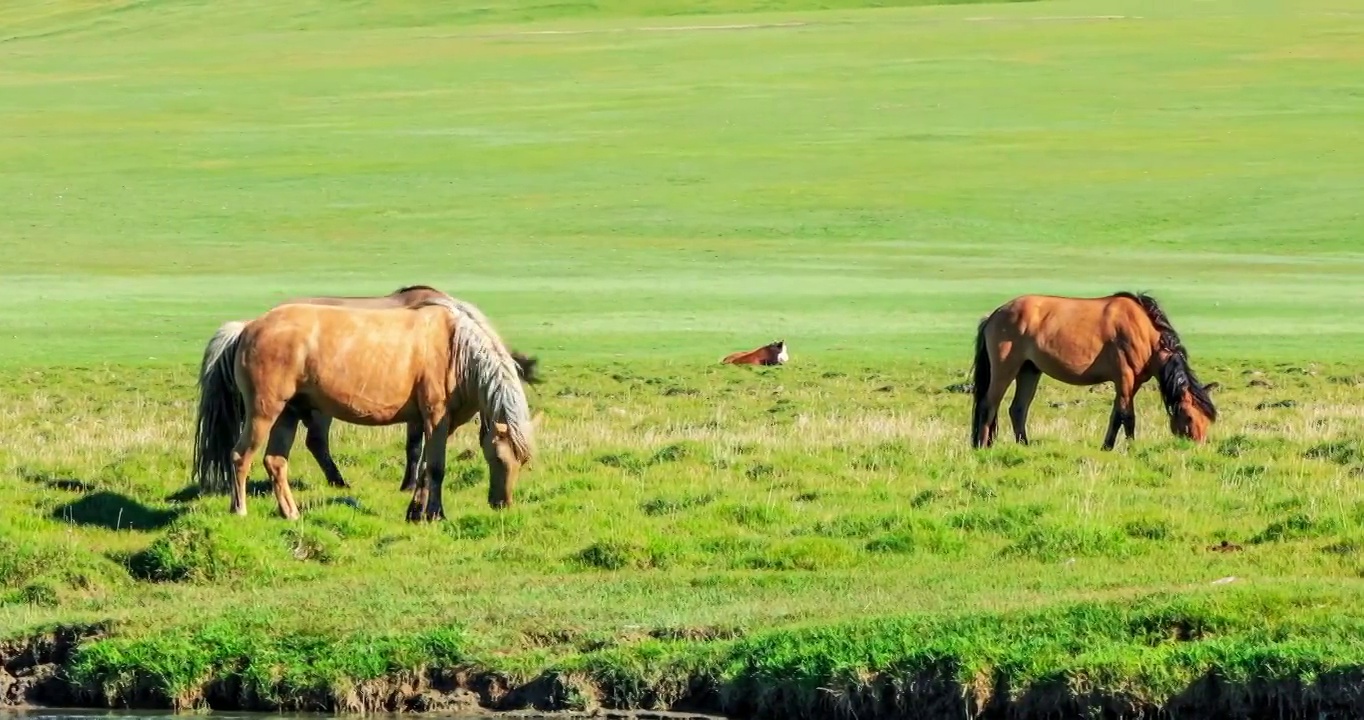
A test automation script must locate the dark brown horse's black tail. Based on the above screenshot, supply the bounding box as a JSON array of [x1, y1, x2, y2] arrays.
[[970, 315, 991, 447]]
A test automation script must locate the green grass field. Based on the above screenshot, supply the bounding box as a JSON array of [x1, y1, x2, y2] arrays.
[[1, 0, 1363, 715]]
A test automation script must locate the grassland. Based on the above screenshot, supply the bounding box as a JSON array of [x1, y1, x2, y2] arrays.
[[1, 0, 1363, 716]]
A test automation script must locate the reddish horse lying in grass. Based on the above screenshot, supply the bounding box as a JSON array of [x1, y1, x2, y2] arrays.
[[200, 285, 539, 495], [721, 340, 788, 366], [970, 292, 1217, 450], [193, 297, 534, 520]]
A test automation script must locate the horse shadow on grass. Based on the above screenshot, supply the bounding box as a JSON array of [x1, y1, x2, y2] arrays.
[[51, 491, 183, 532], [166, 477, 319, 504], [166, 478, 375, 516], [18, 467, 94, 494]]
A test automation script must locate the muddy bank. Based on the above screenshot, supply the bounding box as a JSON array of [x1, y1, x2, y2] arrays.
[[7, 627, 1364, 719]]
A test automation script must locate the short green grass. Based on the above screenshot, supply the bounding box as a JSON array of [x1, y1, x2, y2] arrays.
[[1, 0, 1363, 713]]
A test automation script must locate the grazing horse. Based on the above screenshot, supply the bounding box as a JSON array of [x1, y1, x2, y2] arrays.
[[970, 292, 1217, 450], [206, 285, 540, 494], [721, 340, 788, 366], [193, 297, 534, 520]]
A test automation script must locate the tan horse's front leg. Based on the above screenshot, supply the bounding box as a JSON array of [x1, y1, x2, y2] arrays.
[[406, 412, 443, 522], [399, 421, 424, 493], [405, 453, 430, 522], [420, 414, 453, 522]]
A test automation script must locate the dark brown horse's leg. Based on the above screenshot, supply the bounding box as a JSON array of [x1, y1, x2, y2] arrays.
[[1009, 362, 1042, 445], [263, 413, 302, 520], [399, 421, 424, 493], [1122, 396, 1137, 441], [977, 365, 1014, 448], [1102, 377, 1136, 451], [301, 409, 348, 489]]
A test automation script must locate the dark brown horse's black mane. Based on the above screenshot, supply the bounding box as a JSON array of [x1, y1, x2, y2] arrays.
[[1113, 291, 1217, 421], [392, 284, 442, 295]]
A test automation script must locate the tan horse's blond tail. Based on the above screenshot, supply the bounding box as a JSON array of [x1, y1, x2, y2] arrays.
[[193, 320, 248, 494]]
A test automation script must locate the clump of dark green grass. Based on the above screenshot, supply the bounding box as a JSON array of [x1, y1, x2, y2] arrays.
[[69, 616, 469, 710], [0, 535, 128, 606], [123, 515, 280, 583]]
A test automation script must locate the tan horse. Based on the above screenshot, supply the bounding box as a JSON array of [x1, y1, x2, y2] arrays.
[[264, 285, 539, 493], [970, 292, 1217, 450], [193, 297, 533, 520]]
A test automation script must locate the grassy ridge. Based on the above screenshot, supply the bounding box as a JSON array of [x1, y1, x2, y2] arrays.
[[4, 361, 1364, 711], [0, 0, 1363, 714], [61, 586, 1364, 713]]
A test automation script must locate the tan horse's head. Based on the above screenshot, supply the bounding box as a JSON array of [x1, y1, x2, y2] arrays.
[[482, 421, 522, 508], [1157, 349, 1218, 442]]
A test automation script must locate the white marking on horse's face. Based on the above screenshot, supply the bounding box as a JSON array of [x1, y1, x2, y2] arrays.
[[775, 342, 788, 364]]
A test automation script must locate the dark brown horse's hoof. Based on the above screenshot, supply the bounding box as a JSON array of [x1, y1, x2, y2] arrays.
[[423, 510, 446, 522], [405, 502, 425, 522]]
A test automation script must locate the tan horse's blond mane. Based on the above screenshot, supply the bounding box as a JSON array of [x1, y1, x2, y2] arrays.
[[415, 297, 535, 464]]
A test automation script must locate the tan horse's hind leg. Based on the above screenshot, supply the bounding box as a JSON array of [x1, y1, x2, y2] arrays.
[[263, 413, 302, 520], [230, 367, 291, 517], [231, 405, 285, 516]]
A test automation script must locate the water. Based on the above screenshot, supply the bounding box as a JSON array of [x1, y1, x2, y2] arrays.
[[1, 713, 499, 720], [0, 710, 728, 720]]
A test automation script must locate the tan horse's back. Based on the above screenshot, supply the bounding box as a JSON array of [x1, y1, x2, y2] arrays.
[[238, 303, 453, 427], [986, 294, 1159, 386]]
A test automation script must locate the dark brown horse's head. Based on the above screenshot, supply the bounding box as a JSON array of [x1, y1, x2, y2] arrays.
[[511, 351, 541, 384], [1156, 346, 1218, 442]]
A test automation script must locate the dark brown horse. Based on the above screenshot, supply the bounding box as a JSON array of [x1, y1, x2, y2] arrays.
[[721, 340, 788, 366], [970, 292, 1217, 450], [193, 297, 534, 520], [203, 285, 540, 494]]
